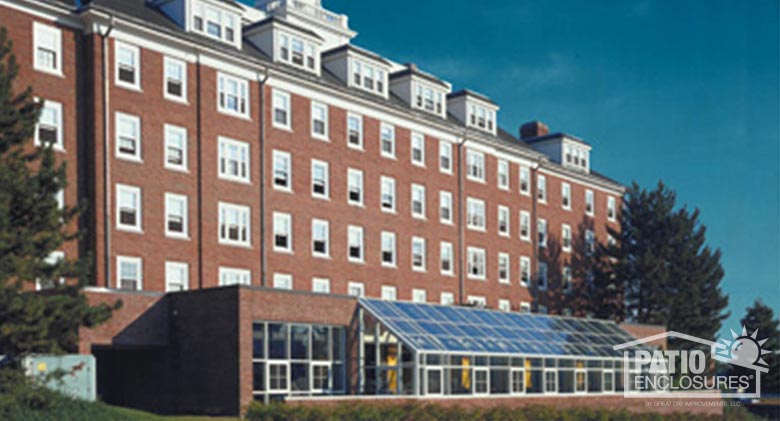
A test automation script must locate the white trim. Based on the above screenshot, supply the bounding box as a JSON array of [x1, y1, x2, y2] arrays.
[[380, 231, 397, 268], [217, 72, 250, 119], [379, 122, 396, 158], [218, 136, 251, 183], [497, 205, 510, 237], [164, 192, 189, 239], [271, 149, 292, 192], [34, 98, 64, 151], [219, 266, 251, 286], [519, 256, 531, 288], [439, 241, 454, 276], [116, 255, 143, 291], [164, 124, 188, 171], [115, 184, 142, 232], [438, 140, 453, 174], [165, 261, 189, 292], [218, 201, 251, 247], [272, 89, 292, 130], [272, 212, 293, 253], [466, 246, 486, 280], [33, 21, 63, 76], [115, 112, 142, 162], [380, 176, 396, 213], [346, 112, 364, 150], [272, 273, 294, 290], [311, 277, 331, 294], [311, 218, 330, 259], [411, 183, 426, 219], [538, 166, 624, 195], [310, 159, 330, 200], [346, 168, 364, 206], [410, 132, 426, 167], [310, 101, 329, 140], [411, 236, 426, 272], [163, 56, 188, 103], [114, 40, 141, 91], [347, 225, 365, 263]]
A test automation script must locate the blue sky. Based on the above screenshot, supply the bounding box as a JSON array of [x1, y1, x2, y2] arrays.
[[242, 0, 779, 334]]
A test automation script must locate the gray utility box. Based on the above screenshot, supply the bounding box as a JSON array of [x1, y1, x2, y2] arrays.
[[23, 354, 97, 401]]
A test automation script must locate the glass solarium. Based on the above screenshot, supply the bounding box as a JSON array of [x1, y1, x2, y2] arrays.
[[359, 298, 644, 358]]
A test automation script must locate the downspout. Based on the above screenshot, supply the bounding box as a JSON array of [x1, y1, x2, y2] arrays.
[[530, 161, 540, 304], [257, 69, 269, 287], [196, 53, 204, 289], [456, 131, 467, 305], [100, 16, 115, 288]]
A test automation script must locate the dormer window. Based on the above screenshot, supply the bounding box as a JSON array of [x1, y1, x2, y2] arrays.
[[447, 90, 499, 134], [349, 59, 386, 95], [469, 104, 495, 132], [415, 83, 443, 115], [564, 143, 590, 171], [277, 33, 318, 72], [191, 1, 238, 46]]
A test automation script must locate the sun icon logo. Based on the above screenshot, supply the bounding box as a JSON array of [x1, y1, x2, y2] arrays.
[[714, 326, 771, 371]]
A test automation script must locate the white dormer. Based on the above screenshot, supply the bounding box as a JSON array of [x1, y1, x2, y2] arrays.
[[322, 45, 390, 98], [520, 122, 592, 173], [154, 0, 243, 48], [245, 16, 324, 75], [254, 0, 356, 50], [389, 64, 451, 119], [447, 90, 499, 135]]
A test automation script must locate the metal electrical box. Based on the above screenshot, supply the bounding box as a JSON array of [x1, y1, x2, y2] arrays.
[[23, 354, 97, 401]]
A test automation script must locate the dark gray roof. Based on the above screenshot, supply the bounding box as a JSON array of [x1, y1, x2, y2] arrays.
[[322, 44, 391, 66], [448, 89, 496, 106], [523, 132, 591, 147], [244, 15, 324, 41], [390, 64, 450, 89]]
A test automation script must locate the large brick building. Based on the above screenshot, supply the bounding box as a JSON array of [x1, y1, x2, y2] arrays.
[[0, 0, 676, 416]]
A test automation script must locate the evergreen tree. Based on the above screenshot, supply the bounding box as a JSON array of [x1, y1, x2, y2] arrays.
[[610, 181, 728, 348], [730, 300, 779, 395], [0, 27, 116, 358]]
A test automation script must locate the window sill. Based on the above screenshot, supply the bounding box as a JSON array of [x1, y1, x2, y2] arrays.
[[380, 153, 397, 160], [311, 134, 330, 142], [218, 241, 253, 249], [34, 67, 65, 78], [117, 226, 143, 234], [273, 186, 293, 194], [217, 109, 251, 121], [164, 165, 190, 174], [312, 254, 331, 260], [498, 186, 510, 191], [441, 272, 455, 277], [273, 248, 293, 255], [466, 177, 486, 184], [116, 155, 143, 164], [312, 195, 330, 202], [562, 206, 572, 212], [520, 282, 529, 288], [520, 191, 531, 197], [348, 202, 365, 208], [520, 237, 531, 243], [347, 143, 364, 151], [348, 259, 366, 265], [412, 215, 427, 221], [165, 234, 190, 241], [115, 82, 143, 93], [440, 220, 454, 226], [381, 263, 397, 269], [440, 168, 454, 176], [380, 208, 397, 215], [498, 232, 510, 238], [218, 176, 252, 185], [164, 95, 189, 105], [412, 267, 427, 273], [272, 123, 293, 133], [468, 276, 487, 281], [467, 226, 487, 233], [412, 162, 426, 169]]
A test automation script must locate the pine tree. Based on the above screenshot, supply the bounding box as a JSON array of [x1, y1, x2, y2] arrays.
[[610, 181, 729, 350], [0, 27, 116, 358], [731, 300, 779, 395]]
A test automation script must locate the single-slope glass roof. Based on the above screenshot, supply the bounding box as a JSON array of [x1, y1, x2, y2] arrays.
[[359, 298, 646, 358]]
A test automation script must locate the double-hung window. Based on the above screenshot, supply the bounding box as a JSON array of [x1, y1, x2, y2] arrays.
[[312, 278, 331, 294], [116, 184, 141, 232], [562, 224, 572, 252], [380, 123, 395, 158], [519, 210, 531, 241], [347, 113, 363, 148], [218, 73, 248, 118], [272, 90, 291, 129], [586, 230, 596, 255], [563, 266, 573, 292], [411, 237, 426, 272], [381, 231, 396, 266], [411, 184, 426, 219], [273, 273, 293, 290], [165, 261, 189, 292], [562, 182, 572, 210], [218, 137, 250, 182], [311, 219, 329, 258], [164, 124, 187, 171], [538, 219, 548, 248], [348, 282, 365, 297], [497, 159, 510, 190], [498, 253, 510, 284], [116, 112, 141, 161], [311, 102, 328, 140], [441, 292, 455, 305], [348, 226, 364, 262], [115, 41, 140, 89], [311, 159, 329, 199], [439, 140, 452, 173], [412, 289, 427, 303], [520, 256, 531, 287], [607, 196, 617, 221], [537, 175, 547, 203], [219, 202, 250, 246], [440, 242, 454, 275], [36, 100, 63, 150], [411, 132, 425, 166], [347, 169, 363, 205], [117, 256, 142, 291], [519, 167, 530, 195], [164, 57, 186, 101], [538, 262, 548, 290], [466, 198, 486, 230], [585, 190, 595, 215], [33, 22, 62, 75], [381, 286, 397, 301], [272, 150, 292, 191], [165, 193, 188, 238], [220, 267, 250, 286], [498, 205, 510, 237], [439, 191, 453, 224], [467, 247, 486, 280], [380, 176, 395, 212], [466, 150, 485, 182], [273, 212, 292, 252]]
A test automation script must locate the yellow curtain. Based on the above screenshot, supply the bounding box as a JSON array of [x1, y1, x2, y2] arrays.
[[525, 359, 532, 390], [461, 357, 471, 389], [576, 361, 585, 390], [387, 353, 398, 393]]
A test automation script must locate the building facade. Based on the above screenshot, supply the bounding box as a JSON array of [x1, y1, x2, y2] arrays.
[[0, 0, 649, 415]]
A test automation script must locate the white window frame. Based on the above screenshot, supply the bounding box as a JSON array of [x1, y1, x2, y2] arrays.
[[538, 261, 548, 290], [412, 289, 427, 303], [380, 231, 396, 267], [498, 299, 511, 312], [466, 198, 486, 231], [164, 193, 189, 239], [272, 150, 292, 192], [411, 236, 426, 272], [519, 302, 531, 313], [273, 212, 293, 253], [312, 277, 331, 294], [115, 41, 140, 90], [439, 140, 452, 174], [466, 149, 485, 182], [267, 361, 290, 393], [380, 176, 396, 213], [562, 182, 572, 210], [498, 205, 510, 237], [585, 189, 595, 216], [36, 251, 64, 291], [440, 292, 455, 305], [347, 225, 365, 263], [163, 56, 187, 102], [439, 191, 453, 224], [440, 241, 454, 276], [519, 210, 531, 242], [311, 159, 329, 199], [311, 218, 330, 258], [310, 101, 329, 140], [538, 218, 548, 248], [380, 123, 395, 158], [563, 266, 573, 292], [346, 112, 363, 149], [467, 247, 486, 280], [218, 202, 251, 247], [217, 72, 249, 118], [381, 285, 397, 301], [35, 99, 64, 150], [117, 256, 143, 291], [218, 136, 250, 183], [347, 168, 364, 206], [411, 183, 426, 219], [411, 132, 425, 167], [219, 267, 251, 286], [537, 174, 547, 203], [562, 224, 572, 253], [519, 167, 531, 196], [519, 256, 531, 287], [497, 159, 510, 190], [165, 261, 189, 292], [273, 273, 293, 290], [164, 124, 188, 171], [498, 252, 510, 284], [347, 281, 365, 297], [272, 89, 291, 130], [467, 295, 487, 307], [116, 184, 142, 232], [33, 22, 62, 75], [115, 112, 142, 162], [607, 196, 617, 221]]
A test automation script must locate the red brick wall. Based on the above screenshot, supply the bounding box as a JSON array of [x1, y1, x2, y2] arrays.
[[620, 323, 668, 349]]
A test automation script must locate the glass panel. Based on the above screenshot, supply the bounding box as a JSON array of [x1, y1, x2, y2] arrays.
[[290, 325, 310, 360], [268, 323, 287, 359], [253, 323, 264, 359]]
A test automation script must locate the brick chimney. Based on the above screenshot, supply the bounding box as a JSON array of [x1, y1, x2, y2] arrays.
[[520, 121, 549, 139]]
